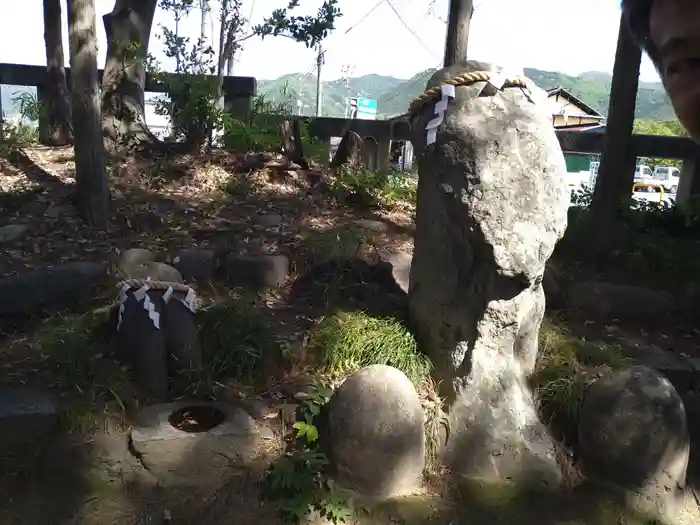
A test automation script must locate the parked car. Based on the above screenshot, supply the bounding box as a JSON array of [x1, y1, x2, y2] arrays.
[[633, 165, 657, 192], [653, 165, 680, 194]]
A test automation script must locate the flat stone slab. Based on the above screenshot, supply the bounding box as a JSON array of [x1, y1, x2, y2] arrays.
[[0, 262, 108, 316], [130, 400, 276, 486], [0, 387, 59, 452]]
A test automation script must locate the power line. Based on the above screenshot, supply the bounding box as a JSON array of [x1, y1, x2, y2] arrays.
[[385, 0, 439, 57], [343, 0, 387, 35]]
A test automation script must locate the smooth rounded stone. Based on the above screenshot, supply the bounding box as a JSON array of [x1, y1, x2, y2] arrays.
[[0, 262, 109, 317], [171, 248, 218, 283], [323, 365, 425, 501], [355, 219, 389, 232], [116, 248, 156, 276], [130, 400, 275, 486], [222, 254, 290, 290], [124, 261, 184, 283], [255, 212, 285, 228], [0, 223, 28, 244], [578, 365, 689, 518], [0, 387, 59, 452]]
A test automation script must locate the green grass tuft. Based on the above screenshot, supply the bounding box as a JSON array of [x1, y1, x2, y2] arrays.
[[196, 298, 281, 388], [310, 310, 431, 386], [27, 308, 132, 433], [532, 318, 632, 441]]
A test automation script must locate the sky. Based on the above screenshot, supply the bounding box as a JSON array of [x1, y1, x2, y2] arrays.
[[0, 0, 660, 84]]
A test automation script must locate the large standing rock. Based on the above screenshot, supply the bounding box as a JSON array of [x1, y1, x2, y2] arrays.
[[408, 61, 569, 487], [578, 365, 689, 519], [322, 365, 425, 501]]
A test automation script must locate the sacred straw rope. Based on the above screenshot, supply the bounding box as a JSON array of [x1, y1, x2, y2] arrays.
[[118, 279, 194, 293], [405, 70, 528, 116]]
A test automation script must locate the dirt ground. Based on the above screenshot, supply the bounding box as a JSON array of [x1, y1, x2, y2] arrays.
[[2, 145, 700, 524]]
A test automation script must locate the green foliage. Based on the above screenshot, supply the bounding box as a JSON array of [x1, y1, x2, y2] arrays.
[[254, 0, 341, 49], [329, 167, 417, 208], [310, 310, 432, 386], [560, 191, 700, 293], [222, 90, 324, 157], [0, 91, 42, 153], [148, 2, 222, 151], [633, 118, 686, 169], [223, 93, 294, 152], [266, 381, 352, 524], [195, 298, 281, 389]]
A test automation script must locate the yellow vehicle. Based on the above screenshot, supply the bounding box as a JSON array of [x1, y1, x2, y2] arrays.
[[632, 182, 665, 203]]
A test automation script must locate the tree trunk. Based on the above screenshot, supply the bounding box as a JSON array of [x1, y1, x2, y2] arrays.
[[587, 13, 642, 255], [199, 0, 212, 43], [101, 0, 158, 153], [67, 0, 110, 227], [42, 0, 73, 146], [279, 120, 309, 169]]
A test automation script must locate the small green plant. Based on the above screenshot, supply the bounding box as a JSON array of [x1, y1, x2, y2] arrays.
[[266, 381, 352, 524], [0, 91, 43, 154], [195, 298, 281, 392], [329, 167, 417, 208]]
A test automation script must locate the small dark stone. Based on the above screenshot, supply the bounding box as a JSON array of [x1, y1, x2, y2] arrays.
[[0, 224, 28, 244], [0, 387, 59, 458], [172, 248, 218, 283], [222, 254, 290, 290], [0, 262, 109, 317]]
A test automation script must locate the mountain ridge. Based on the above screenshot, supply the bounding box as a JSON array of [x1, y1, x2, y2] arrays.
[[2, 67, 674, 122], [257, 67, 674, 121]]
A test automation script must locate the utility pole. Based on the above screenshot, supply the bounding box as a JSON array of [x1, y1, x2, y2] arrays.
[[341, 63, 354, 118], [443, 0, 474, 67], [315, 45, 325, 117]]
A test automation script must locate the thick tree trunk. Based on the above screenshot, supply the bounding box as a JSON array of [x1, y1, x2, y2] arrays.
[[42, 0, 73, 146], [280, 120, 309, 169], [68, 0, 110, 227], [101, 0, 158, 152], [588, 14, 641, 251]]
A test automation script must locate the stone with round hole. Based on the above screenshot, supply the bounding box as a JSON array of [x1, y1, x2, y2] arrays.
[[130, 401, 275, 486]]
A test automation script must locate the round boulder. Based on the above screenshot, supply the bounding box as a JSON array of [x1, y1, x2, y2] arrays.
[[578, 365, 689, 515], [323, 364, 425, 501]]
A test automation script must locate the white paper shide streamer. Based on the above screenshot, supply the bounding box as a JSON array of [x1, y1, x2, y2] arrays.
[[425, 83, 456, 146], [115, 282, 198, 331]]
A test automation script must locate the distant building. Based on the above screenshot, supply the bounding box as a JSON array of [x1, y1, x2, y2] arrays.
[[546, 87, 605, 131], [545, 88, 605, 176]]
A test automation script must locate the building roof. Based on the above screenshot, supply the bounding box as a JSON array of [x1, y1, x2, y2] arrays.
[[546, 87, 604, 119]]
